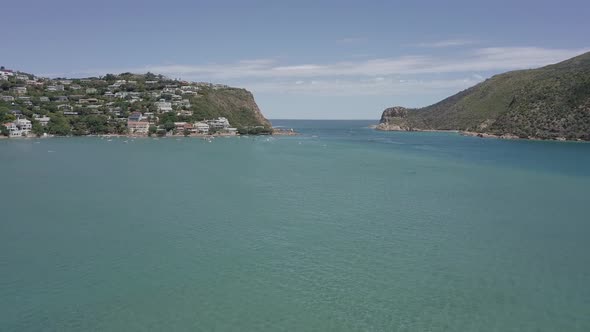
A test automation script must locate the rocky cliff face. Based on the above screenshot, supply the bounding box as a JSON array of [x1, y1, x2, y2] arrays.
[[376, 106, 414, 131], [193, 88, 272, 129]]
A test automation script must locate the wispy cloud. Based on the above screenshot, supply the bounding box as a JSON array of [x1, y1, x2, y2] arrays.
[[108, 46, 587, 78], [73, 46, 588, 96], [415, 39, 476, 48], [245, 77, 482, 96]]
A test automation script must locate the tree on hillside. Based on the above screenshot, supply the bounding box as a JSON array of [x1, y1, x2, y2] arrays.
[[31, 119, 44, 137], [163, 122, 175, 132], [104, 74, 116, 82], [111, 121, 128, 135], [148, 125, 157, 137], [47, 115, 71, 136], [159, 112, 177, 124], [83, 115, 109, 134], [71, 120, 88, 136], [0, 107, 16, 122]]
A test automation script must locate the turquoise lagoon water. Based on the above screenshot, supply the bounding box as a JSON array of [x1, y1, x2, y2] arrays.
[[1, 120, 589, 331]]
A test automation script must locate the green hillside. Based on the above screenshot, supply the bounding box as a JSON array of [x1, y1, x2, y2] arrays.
[[378, 52, 590, 140]]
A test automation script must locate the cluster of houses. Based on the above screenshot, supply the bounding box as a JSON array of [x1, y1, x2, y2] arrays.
[[2, 109, 51, 137], [126, 111, 237, 136], [173, 117, 238, 136], [3, 110, 238, 137], [1, 74, 203, 118], [1, 67, 245, 138]]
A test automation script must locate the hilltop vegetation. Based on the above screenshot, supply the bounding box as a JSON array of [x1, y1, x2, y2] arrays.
[[377, 52, 590, 140], [0, 69, 271, 136]]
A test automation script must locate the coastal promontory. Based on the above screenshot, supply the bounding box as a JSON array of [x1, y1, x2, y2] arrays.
[[376, 51, 590, 141], [1, 69, 272, 137]]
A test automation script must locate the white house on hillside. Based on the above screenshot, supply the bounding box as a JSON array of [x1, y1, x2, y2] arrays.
[[11, 86, 27, 95], [155, 99, 173, 112], [207, 117, 230, 129], [37, 116, 51, 126], [0, 69, 15, 77], [4, 118, 32, 137], [46, 85, 64, 92], [194, 122, 209, 134], [127, 121, 150, 134]]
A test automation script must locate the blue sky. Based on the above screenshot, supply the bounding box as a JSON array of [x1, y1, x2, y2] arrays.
[[2, 0, 589, 119]]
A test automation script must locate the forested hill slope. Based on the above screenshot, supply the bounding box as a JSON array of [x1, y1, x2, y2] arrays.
[[377, 51, 590, 140]]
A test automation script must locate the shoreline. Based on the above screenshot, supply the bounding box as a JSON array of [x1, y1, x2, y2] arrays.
[[459, 131, 586, 142], [1, 130, 299, 140], [374, 126, 587, 142], [373, 124, 459, 134]]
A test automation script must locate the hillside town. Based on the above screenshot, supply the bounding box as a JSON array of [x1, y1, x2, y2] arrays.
[[0, 67, 275, 138]]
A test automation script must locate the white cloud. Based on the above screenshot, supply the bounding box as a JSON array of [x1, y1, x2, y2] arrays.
[[244, 77, 483, 96], [417, 47, 590, 73], [415, 39, 475, 48], [100, 46, 587, 80], [73, 46, 588, 96]]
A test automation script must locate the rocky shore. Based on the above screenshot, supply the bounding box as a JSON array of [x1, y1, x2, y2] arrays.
[[272, 128, 299, 136], [374, 122, 581, 142], [375, 106, 584, 142], [459, 131, 578, 141]]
